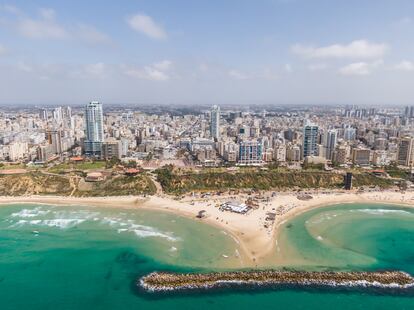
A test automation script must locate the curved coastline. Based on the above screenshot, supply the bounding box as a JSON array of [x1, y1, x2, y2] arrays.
[[1, 190, 414, 267]]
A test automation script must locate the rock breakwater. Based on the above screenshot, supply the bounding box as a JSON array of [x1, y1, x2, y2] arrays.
[[139, 270, 414, 292]]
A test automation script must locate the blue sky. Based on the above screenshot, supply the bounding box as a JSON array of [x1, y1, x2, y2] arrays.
[[0, 0, 414, 105]]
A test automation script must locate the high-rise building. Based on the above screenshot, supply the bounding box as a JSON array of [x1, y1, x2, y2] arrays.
[[325, 129, 337, 160], [39, 108, 48, 120], [404, 106, 414, 118], [333, 146, 347, 164], [52, 107, 63, 122], [352, 148, 371, 166], [84, 101, 104, 157], [287, 144, 301, 162], [102, 139, 122, 160], [238, 140, 263, 165], [343, 126, 356, 141], [397, 137, 414, 166], [46, 130, 63, 154], [210, 105, 220, 140], [302, 122, 319, 159]]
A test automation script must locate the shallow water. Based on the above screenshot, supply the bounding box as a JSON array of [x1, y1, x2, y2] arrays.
[[0, 202, 413, 309], [278, 203, 414, 274]]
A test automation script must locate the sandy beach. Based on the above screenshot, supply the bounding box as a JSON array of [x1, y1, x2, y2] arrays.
[[1, 189, 414, 266]]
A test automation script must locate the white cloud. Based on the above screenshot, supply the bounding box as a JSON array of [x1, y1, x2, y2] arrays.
[[16, 61, 33, 72], [76, 24, 112, 45], [339, 60, 382, 76], [142, 67, 170, 80], [394, 17, 412, 27], [38, 8, 56, 20], [394, 60, 414, 72], [123, 60, 172, 81], [3, 6, 111, 45], [127, 14, 167, 40], [17, 9, 68, 39], [292, 40, 388, 59], [308, 63, 328, 71], [284, 63, 292, 73], [153, 60, 172, 71], [228, 68, 278, 80], [2, 4, 21, 15], [259, 68, 278, 80], [83, 63, 107, 78], [228, 69, 249, 80], [0, 44, 7, 55], [199, 63, 209, 72]]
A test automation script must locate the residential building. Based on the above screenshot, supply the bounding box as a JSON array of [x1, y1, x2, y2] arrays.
[[84, 101, 104, 157]]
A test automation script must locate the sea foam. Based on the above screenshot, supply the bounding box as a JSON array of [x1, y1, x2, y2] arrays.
[[352, 209, 412, 216], [7, 207, 179, 242], [101, 216, 179, 242], [10, 207, 50, 218]]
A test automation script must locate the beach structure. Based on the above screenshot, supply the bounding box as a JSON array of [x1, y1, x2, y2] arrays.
[[344, 172, 353, 190], [85, 171, 105, 182], [220, 201, 250, 214]]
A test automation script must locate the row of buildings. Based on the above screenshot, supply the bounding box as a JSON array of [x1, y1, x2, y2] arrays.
[[1, 103, 414, 170]]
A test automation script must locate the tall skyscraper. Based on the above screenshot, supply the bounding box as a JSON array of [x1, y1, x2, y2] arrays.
[[52, 107, 63, 122], [39, 108, 48, 120], [325, 129, 337, 160], [397, 137, 414, 166], [404, 106, 414, 118], [210, 105, 220, 140], [343, 126, 356, 141], [46, 130, 63, 154], [84, 101, 104, 157], [302, 122, 319, 159]]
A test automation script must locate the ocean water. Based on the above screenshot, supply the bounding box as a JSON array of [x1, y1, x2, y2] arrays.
[[0, 203, 413, 310]]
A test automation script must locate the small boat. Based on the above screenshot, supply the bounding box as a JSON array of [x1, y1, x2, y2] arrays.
[[222, 254, 229, 258]]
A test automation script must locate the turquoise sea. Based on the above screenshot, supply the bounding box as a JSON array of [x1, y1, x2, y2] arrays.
[[0, 202, 413, 309]]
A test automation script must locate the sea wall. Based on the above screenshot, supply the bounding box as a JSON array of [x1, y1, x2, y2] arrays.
[[139, 270, 414, 292]]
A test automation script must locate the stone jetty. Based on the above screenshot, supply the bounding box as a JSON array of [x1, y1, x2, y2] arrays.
[[139, 270, 414, 292]]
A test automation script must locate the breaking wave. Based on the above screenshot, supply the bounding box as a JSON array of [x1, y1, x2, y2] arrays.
[[351, 209, 412, 216], [101, 216, 179, 242], [6, 206, 179, 242]]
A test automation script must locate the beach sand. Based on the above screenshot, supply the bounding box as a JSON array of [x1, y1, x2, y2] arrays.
[[1, 189, 414, 267]]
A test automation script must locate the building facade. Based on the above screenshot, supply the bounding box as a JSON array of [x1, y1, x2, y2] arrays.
[[397, 137, 414, 166], [84, 101, 104, 157], [238, 140, 263, 165], [302, 123, 319, 159], [210, 105, 220, 140]]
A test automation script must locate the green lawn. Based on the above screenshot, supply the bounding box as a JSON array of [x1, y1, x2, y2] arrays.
[[0, 163, 27, 170], [49, 161, 107, 173]]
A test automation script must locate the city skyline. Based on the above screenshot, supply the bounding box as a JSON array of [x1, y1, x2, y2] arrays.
[[1, 3, 414, 309], [0, 0, 414, 105]]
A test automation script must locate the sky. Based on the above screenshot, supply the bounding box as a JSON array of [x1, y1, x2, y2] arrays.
[[0, 0, 414, 106]]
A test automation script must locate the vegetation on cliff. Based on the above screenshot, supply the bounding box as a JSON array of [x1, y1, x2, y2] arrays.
[[74, 175, 156, 197], [155, 166, 394, 195], [0, 172, 156, 196], [0, 172, 73, 196]]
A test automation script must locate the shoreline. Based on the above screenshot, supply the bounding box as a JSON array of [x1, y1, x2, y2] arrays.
[[1, 190, 414, 267]]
